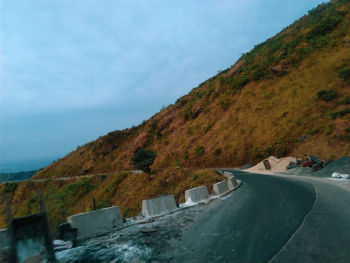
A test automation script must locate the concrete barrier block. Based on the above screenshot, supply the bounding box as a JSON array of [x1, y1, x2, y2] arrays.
[[8, 213, 56, 263], [67, 206, 123, 239], [223, 171, 233, 178], [0, 228, 8, 249], [227, 175, 239, 190], [142, 194, 177, 217], [213, 181, 229, 195], [185, 186, 209, 203]]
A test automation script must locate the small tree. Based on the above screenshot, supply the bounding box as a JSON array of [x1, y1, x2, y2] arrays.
[[317, 89, 337, 101], [132, 148, 156, 173]]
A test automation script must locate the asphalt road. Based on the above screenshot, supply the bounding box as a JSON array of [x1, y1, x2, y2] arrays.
[[269, 175, 350, 263], [57, 171, 350, 263], [158, 172, 316, 263]]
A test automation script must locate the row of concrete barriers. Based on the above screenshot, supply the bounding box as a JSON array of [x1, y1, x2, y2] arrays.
[[67, 171, 240, 240], [0, 171, 241, 244]]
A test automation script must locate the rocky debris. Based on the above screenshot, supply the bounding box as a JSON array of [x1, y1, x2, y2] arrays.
[[271, 64, 289, 76], [287, 155, 332, 172], [331, 172, 349, 179], [244, 156, 296, 174], [246, 155, 334, 175], [314, 156, 350, 177]]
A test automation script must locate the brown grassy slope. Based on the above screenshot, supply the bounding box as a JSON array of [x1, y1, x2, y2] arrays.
[[35, 0, 350, 179], [0, 168, 220, 231]]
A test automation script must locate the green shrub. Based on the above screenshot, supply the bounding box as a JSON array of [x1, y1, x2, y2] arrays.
[[309, 127, 320, 135], [317, 89, 337, 101], [193, 146, 205, 157], [338, 96, 350, 105], [326, 124, 334, 135], [252, 66, 269, 81], [310, 35, 329, 49], [3, 182, 18, 193], [96, 199, 110, 209], [174, 159, 182, 168], [231, 74, 250, 90], [308, 12, 343, 38], [218, 96, 231, 111], [331, 108, 350, 119], [339, 66, 350, 83], [131, 148, 156, 173], [64, 179, 94, 198], [183, 150, 189, 160]]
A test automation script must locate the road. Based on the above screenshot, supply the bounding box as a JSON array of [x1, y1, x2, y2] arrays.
[[156, 172, 316, 263], [0, 170, 144, 185], [157, 171, 350, 263], [56, 171, 350, 263]]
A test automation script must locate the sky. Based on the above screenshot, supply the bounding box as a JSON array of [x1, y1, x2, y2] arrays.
[[0, 0, 328, 172]]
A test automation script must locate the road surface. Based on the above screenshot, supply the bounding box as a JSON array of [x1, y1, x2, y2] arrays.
[[56, 171, 350, 263]]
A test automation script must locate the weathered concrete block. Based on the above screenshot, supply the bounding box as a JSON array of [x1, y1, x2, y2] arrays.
[[185, 186, 209, 203], [227, 175, 239, 190], [142, 194, 177, 217], [223, 171, 233, 178], [213, 181, 229, 195], [0, 228, 8, 249], [67, 206, 123, 239]]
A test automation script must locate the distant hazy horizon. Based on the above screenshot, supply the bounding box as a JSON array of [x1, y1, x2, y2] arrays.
[[0, 0, 329, 172], [0, 158, 56, 173]]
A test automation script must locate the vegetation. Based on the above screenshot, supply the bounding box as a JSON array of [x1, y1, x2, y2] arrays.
[[131, 148, 156, 172], [331, 108, 350, 119], [339, 65, 350, 83], [317, 89, 338, 101]]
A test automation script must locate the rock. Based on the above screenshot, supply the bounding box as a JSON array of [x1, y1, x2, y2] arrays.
[[271, 64, 289, 76]]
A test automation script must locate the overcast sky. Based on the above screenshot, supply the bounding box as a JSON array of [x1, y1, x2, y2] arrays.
[[0, 0, 327, 172]]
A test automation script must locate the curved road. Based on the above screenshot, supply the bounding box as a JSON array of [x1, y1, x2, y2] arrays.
[[150, 171, 350, 263], [58, 171, 350, 263]]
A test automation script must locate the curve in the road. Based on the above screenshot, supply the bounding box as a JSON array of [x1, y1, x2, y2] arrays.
[[269, 176, 350, 263], [161, 171, 316, 263]]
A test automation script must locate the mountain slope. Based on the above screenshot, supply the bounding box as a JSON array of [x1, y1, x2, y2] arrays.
[[35, 0, 350, 179]]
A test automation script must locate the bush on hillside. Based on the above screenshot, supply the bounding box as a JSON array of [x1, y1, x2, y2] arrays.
[[339, 66, 350, 83], [317, 89, 337, 101], [132, 148, 156, 173], [338, 96, 350, 105], [193, 146, 205, 157], [331, 108, 350, 119], [308, 11, 344, 38]]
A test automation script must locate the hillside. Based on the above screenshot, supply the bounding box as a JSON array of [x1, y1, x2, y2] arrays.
[[34, 0, 350, 179]]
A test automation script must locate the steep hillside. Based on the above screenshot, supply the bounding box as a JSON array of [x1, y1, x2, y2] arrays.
[[35, 0, 350, 179]]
